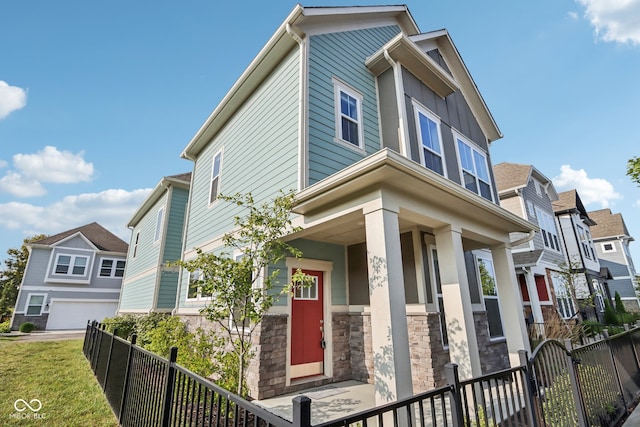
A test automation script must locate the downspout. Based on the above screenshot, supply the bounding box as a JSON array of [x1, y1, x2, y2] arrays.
[[384, 49, 411, 158], [511, 229, 536, 247], [152, 182, 172, 313], [173, 169, 196, 316], [286, 23, 308, 191]]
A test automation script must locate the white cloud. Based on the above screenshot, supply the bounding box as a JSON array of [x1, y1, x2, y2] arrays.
[[577, 0, 640, 44], [568, 11, 579, 20], [553, 164, 623, 207], [0, 146, 95, 197], [13, 145, 94, 183], [0, 171, 46, 197], [0, 81, 27, 119], [0, 159, 8, 169], [0, 188, 152, 243]]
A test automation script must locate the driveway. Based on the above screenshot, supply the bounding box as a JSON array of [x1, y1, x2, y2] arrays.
[[2, 330, 86, 342]]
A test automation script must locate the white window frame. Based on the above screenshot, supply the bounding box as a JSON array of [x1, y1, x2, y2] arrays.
[[551, 272, 577, 319], [186, 269, 210, 301], [154, 206, 165, 243], [132, 231, 140, 259], [413, 101, 446, 177], [476, 254, 505, 340], [429, 245, 448, 348], [454, 132, 493, 202], [54, 254, 89, 276], [25, 293, 47, 316], [535, 207, 561, 253], [601, 242, 616, 253], [99, 258, 126, 278], [333, 78, 365, 152], [209, 150, 223, 205], [527, 200, 536, 219]]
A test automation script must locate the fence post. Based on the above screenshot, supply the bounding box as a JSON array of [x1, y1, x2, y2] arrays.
[[119, 334, 137, 425], [445, 363, 464, 427], [563, 339, 588, 426], [292, 395, 311, 427], [161, 346, 178, 427], [91, 323, 104, 371], [518, 350, 539, 427], [102, 327, 118, 391], [603, 330, 628, 409]]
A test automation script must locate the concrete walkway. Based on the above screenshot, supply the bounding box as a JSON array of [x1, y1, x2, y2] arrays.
[[1, 330, 86, 341], [623, 403, 640, 426]]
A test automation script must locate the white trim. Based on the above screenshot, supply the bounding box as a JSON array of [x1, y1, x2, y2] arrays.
[[18, 286, 120, 294], [285, 258, 333, 386], [25, 293, 48, 316], [98, 258, 126, 279], [208, 148, 224, 206], [601, 242, 616, 253], [475, 253, 505, 340], [412, 99, 447, 177], [154, 206, 165, 244], [51, 232, 99, 251], [132, 231, 141, 259], [117, 308, 152, 314], [50, 298, 119, 303], [333, 77, 365, 152], [453, 130, 493, 202], [52, 253, 91, 277]]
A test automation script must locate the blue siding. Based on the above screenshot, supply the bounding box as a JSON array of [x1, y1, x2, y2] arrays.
[[157, 271, 179, 309], [163, 187, 188, 263], [118, 274, 156, 310], [307, 26, 400, 185], [126, 192, 168, 277], [184, 49, 300, 251]]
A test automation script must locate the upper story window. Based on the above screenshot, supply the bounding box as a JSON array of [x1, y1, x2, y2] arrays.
[[334, 79, 364, 150], [535, 207, 561, 252], [455, 133, 493, 201], [99, 259, 126, 278], [132, 231, 140, 258], [413, 102, 445, 176], [55, 254, 88, 276], [601, 242, 616, 253], [209, 151, 223, 204], [154, 207, 164, 243], [526, 200, 536, 219], [576, 225, 597, 260]]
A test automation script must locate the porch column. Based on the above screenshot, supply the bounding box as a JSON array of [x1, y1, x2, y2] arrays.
[[491, 243, 531, 366], [523, 269, 545, 328], [434, 225, 481, 380], [364, 206, 413, 404]]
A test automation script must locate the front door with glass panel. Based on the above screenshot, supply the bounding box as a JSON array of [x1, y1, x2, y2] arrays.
[[290, 269, 324, 379]]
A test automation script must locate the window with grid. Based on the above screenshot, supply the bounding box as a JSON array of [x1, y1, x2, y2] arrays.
[[334, 81, 364, 149], [456, 136, 492, 201]]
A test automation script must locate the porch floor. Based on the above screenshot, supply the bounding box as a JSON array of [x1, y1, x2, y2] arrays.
[[253, 380, 375, 424]]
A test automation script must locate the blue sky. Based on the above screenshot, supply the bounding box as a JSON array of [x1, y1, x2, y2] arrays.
[[1, 0, 639, 268]]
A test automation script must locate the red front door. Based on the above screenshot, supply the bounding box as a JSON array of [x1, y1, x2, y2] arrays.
[[290, 269, 324, 379]]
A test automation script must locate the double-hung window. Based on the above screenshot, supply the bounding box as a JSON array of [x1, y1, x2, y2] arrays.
[[154, 207, 164, 243], [132, 232, 140, 258], [209, 151, 223, 204], [456, 134, 493, 201], [334, 80, 364, 149], [26, 294, 46, 316], [551, 272, 576, 319], [413, 102, 445, 175], [535, 207, 561, 252], [477, 255, 504, 339], [187, 269, 212, 300], [55, 254, 88, 276], [99, 259, 126, 278]]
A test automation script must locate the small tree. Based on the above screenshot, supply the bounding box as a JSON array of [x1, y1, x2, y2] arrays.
[[0, 234, 47, 321], [627, 156, 640, 185], [177, 191, 311, 397], [555, 256, 588, 318]]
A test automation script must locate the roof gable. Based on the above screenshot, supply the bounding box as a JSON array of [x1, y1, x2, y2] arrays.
[[494, 162, 558, 200], [128, 173, 192, 227], [33, 222, 128, 253], [589, 208, 632, 240], [553, 190, 596, 226]]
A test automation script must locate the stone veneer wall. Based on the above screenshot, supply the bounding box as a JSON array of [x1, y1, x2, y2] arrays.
[[473, 312, 509, 374], [12, 313, 49, 330]]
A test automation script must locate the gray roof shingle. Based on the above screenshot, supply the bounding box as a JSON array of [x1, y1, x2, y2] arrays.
[[33, 222, 128, 253]]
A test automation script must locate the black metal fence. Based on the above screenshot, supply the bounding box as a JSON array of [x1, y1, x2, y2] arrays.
[[84, 320, 640, 426]]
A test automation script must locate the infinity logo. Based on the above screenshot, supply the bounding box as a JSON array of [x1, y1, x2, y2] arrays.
[[13, 399, 42, 412]]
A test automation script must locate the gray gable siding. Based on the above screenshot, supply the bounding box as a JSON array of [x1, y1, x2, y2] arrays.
[[599, 258, 632, 278], [608, 278, 636, 298], [163, 187, 189, 263], [184, 48, 300, 250], [307, 26, 400, 185], [55, 235, 95, 250]]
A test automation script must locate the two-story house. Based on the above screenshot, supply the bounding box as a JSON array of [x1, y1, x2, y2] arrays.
[[117, 173, 191, 315], [553, 190, 605, 321], [493, 163, 572, 335], [589, 208, 639, 312], [168, 5, 536, 403], [11, 222, 128, 330]]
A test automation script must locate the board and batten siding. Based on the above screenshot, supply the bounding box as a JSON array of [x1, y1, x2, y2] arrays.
[[184, 48, 300, 251], [307, 26, 400, 185]]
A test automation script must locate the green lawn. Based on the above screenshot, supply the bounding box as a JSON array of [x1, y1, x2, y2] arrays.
[[0, 339, 118, 426]]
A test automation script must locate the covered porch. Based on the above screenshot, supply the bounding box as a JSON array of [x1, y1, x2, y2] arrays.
[[290, 149, 537, 405]]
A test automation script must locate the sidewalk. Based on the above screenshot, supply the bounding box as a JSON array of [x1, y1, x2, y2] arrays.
[[623, 403, 640, 426], [1, 329, 86, 341]]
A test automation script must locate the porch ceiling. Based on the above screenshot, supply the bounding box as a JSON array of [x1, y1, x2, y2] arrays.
[[292, 149, 537, 246]]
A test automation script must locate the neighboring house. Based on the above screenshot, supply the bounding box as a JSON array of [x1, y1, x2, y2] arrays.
[[553, 190, 605, 321], [169, 5, 535, 403], [117, 173, 191, 315], [493, 163, 573, 332], [11, 222, 128, 331], [589, 208, 640, 312]]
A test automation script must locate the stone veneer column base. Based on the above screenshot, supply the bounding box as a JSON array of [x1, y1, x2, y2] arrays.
[[11, 314, 49, 331]]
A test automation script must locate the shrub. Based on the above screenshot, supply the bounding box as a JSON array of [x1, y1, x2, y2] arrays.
[[19, 322, 35, 333], [0, 320, 11, 333]]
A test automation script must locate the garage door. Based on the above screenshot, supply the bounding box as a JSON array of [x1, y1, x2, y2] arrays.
[[46, 301, 118, 330]]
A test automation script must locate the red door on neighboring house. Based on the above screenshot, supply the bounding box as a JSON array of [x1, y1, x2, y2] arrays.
[[291, 269, 324, 379]]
